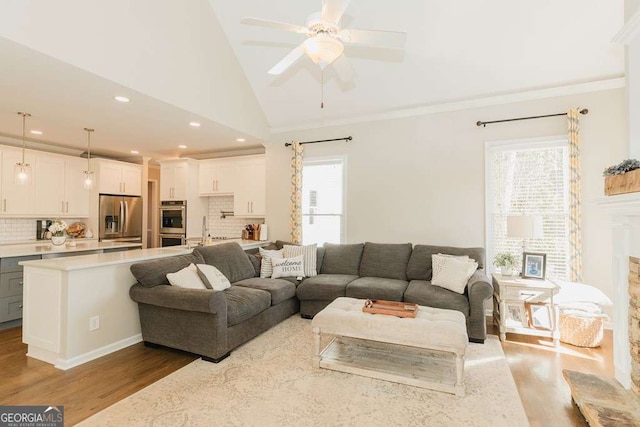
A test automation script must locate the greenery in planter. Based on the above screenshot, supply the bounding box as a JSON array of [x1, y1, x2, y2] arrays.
[[493, 252, 517, 269], [603, 159, 640, 177]]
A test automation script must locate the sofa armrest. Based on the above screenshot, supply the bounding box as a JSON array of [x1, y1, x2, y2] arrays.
[[467, 269, 493, 301], [130, 283, 226, 315]]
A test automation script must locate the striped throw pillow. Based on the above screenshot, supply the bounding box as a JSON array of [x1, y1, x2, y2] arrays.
[[258, 248, 283, 278], [283, 244, 317, 277]]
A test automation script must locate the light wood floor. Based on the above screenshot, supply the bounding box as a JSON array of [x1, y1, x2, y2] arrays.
[[0, 320, 612, 426]]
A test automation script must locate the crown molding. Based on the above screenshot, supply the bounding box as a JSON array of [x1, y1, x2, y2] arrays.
[[269, 77, 626, 134], [612, 9, 640, 44]]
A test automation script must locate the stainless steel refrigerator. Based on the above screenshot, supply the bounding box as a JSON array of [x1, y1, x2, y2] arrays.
[[99, 194, 143, 242]]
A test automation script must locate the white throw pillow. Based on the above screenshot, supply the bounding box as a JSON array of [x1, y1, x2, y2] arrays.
[[271, 255, 305, 279], [283, 244, 317, 277], [432, 253, 470, 278], [195, 264, 231, 291], [259, 248, 284, 278], [166, 264, 207, 289], [431, 255, 478, 294]]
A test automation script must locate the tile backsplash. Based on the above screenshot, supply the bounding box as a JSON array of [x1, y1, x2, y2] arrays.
[[207, 196, 264, 238], [0, 218, 88, 243]]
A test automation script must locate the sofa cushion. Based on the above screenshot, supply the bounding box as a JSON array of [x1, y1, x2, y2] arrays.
[[359, 242, 412, 281], [406, 245, 486, 281], [403, 280, 470, 317], [131, 252, 205, 288], [247, 253, 262, 277], [233, 277, 296, 305], [345, 277, 409, 302], [223, 286, 271, 327], [194, 242, 257, 283], [320, 243, 364, 275], [296, 274, 359, 301]]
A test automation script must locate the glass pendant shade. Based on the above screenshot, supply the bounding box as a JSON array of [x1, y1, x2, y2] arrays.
[[15, 112, 31, 185], [303, 35, 344, 69], [83, 128, 95, 190]]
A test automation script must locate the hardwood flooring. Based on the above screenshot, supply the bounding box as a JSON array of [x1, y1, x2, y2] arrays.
[[0, 322, 613, 426]]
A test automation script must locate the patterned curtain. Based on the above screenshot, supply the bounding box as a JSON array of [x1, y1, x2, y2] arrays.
[[568, 108, 583, 282], [290, 142, 304, 244]]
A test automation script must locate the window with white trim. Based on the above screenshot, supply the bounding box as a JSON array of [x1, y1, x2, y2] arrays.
[[302, 157, 345, 245], [486, 139, 569, 280]]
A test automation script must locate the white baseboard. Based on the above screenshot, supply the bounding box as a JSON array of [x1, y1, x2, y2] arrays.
[[53, 334, 142, 370]]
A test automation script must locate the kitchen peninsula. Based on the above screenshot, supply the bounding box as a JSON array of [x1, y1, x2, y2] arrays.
[[19, 239, 268, 370]]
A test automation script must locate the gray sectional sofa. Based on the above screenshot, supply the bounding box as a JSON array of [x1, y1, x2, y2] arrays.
[[128, 240, 492, 363], [296, 242, 492, 342]]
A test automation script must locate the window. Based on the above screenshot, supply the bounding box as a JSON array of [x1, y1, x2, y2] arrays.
[[486, 139, 569, 280], [302, 157, 345, 245]]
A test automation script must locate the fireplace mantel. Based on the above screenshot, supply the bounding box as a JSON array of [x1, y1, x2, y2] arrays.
[[596, 192, 640, 389]]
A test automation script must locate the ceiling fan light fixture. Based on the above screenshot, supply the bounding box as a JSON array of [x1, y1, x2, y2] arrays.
[[303, 35, 344, 69]]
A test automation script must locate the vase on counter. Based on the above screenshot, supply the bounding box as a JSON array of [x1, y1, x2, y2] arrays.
[[51, 233, 66, 246], [501, 266, 514, 276]]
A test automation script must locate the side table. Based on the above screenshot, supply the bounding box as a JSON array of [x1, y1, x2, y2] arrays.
[[492, 274, 561, 346]]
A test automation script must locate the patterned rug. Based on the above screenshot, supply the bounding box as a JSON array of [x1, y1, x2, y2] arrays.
[[80, 316, 528, 427]]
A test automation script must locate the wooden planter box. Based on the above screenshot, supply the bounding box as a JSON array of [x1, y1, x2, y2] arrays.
[[605, 169, 640, 195]]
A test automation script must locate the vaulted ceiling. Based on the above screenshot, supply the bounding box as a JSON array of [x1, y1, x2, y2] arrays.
[[0, 0, 626, 158]]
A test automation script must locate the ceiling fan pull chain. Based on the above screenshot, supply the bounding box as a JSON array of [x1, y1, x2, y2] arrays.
[[321, 69, 324, 109]]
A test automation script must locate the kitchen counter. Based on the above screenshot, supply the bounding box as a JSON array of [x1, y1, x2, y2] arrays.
[[189, 238, 269, 251], [0, 240, 141, 258]]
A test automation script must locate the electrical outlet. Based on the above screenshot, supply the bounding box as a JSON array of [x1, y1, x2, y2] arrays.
[[89, 316, 100, 331]]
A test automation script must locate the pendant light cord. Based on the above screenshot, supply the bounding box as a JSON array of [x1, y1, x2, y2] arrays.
[[321, 69, 324, 109], [84, 128, 94, 170], [17, 112, 31, 164]]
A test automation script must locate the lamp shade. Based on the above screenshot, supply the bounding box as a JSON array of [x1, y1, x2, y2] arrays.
[[507, 215, 543, 239], [303, 34, 344, 69]]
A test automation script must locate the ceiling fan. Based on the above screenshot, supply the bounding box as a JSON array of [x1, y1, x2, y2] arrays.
[[241, 0, 407, 79]]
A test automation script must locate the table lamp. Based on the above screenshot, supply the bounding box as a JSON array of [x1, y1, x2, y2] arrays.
[[507, 215, 543, 255]]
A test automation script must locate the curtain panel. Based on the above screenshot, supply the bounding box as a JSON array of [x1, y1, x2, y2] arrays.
[[290, 142, 304, 244], [567, 108, 583, 282]]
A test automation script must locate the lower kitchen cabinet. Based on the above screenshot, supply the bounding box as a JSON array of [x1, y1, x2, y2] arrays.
[[0, 254, 41, 323]]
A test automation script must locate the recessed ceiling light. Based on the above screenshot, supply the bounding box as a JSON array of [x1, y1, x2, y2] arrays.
[[130, 150, 139, 154], [178, 144, 187, 149], [189, 122, 201, 127], [30, 130, 43, 135], [114, 96, 130, 103], [236, 138, 246, 142]]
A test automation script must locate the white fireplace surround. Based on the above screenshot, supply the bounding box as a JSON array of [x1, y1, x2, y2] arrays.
[[597, 192, 640, 389]]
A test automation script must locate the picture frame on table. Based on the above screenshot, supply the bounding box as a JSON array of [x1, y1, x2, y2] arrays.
[[522, 252, 546, 279]]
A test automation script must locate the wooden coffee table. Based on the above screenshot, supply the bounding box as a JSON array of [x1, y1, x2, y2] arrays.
[[311, 297, 469, 396]]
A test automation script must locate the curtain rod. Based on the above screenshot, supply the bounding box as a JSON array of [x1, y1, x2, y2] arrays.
[[476, 108, 588, 127], [284, 136, 352, 147]]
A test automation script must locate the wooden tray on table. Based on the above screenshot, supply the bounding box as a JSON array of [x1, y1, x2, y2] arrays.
[[362, 299, 418, 318]]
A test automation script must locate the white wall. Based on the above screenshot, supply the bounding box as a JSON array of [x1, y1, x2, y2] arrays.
[[266, 88, 626, 300], [0, 0, 269, 139]]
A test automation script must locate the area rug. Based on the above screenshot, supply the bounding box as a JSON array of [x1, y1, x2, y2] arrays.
[[80, 316, 528, 427]]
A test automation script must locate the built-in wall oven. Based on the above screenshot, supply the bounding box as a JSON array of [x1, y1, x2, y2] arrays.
[[159, 200, 186, 247]]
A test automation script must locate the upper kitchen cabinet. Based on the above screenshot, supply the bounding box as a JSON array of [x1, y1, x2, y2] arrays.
[[0, 147, 36, 216], [34, 153, 90, 217], [159, 159, 201, 201], [233, 156, 265, 218], [198, 158, 235, 196], [97, 159, 142, 196]]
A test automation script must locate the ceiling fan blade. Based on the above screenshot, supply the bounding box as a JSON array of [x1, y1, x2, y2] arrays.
[[340, 28, 407, 49], [321, 0, 351, 24], [331, 55, 354, 82], [268, 44, 305, 75], [241, 17, 308, 34]]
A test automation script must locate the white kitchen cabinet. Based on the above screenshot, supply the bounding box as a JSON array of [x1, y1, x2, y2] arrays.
[[198, 159, 235, 196], [1, 148, 36, 215], [160, 161, 188, 200], [233, 156, 265, 217], [34, 154, 90, 217], [97, 159, 142, 196]]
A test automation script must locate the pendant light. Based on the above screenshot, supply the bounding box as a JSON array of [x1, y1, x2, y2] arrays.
[[15, 112, 32, 185], [82, 128, 95, 189]]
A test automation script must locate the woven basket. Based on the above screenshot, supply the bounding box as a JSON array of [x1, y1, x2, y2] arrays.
[[559, 312, 605, 347]]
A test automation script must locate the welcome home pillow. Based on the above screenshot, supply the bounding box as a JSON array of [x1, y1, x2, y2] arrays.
[[259, 247, 284, 278], [195, 264, 231, 291], [431, 254, 478, 294], [283, 244, 317, 277], [271, 255, 305, 279], [166, 264, 207, 289]]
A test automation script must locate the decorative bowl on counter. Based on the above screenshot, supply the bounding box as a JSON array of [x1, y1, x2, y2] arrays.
[[66, 222, 87, 238]]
